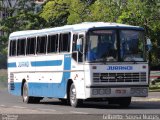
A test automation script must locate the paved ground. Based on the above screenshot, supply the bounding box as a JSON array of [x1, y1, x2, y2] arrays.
[[0, 88, 160, 120]]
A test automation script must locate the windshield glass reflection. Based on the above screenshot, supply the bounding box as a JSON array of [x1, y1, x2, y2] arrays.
[[120, 30, 145, 61], [86, 30, 117, 62]]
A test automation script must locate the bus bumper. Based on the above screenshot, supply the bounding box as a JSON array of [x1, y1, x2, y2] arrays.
[[85, 86, 148, 98]]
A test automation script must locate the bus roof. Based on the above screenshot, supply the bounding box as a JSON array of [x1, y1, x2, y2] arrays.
[[9, 22, 144, 39]]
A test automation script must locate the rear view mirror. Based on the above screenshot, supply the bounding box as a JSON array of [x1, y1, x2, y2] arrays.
[[76, 38, 83, 52]]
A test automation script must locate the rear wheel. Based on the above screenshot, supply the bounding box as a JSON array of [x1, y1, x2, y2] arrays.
[[22, 82, 32, 103], [69, 83, 82, 107], [22, 82, 42, 103]]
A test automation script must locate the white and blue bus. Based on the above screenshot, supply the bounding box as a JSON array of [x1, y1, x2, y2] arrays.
[[8, 22, 149, 107]]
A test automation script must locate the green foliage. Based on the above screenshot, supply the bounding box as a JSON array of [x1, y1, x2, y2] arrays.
[[40, 0, 69, 27], [88, 0, 122, 22], [150, 82, 160, 92], [67, 0, 90, 24], [0, 0, 46, 68], [0, 69, 7, 89]]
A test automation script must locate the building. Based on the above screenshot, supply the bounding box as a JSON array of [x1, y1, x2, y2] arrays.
[[0, 0, 39, 36], [0, 0, 17, 36], [34, 0, 47, 4], [34, 0, 47, 13]]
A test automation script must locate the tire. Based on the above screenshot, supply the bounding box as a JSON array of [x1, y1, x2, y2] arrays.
[[22, 82, 32, 103], [69, 83, 82, 107]]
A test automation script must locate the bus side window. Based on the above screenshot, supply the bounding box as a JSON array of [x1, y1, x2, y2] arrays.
[[59, 33, 71, 52], [9, 40, 17, 56], [36, 36, 47, 54], [26, 37, 36, 55], [47, 34, 58, 53], [78, 35, 84, 53], [17, 39, 26, 56], [72, 34, 84, 62], [72, 34, 78, 51], [72, 34, 83, 52], [78, 35, 84, 62]]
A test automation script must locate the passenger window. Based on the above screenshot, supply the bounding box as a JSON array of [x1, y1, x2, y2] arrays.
[[37, 36, 47, 54], [26, 37, 36, 55], [59, 33, 71, 52], [79, 34, 84, 52], [47, 34, 58, 53], [72, 34, 78, 51], [9, 40, 17, 56], [17, 39, 26, 56]]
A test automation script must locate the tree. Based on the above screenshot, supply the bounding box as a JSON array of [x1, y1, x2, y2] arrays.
[[0, 0, 46, 33], [40, 0, 69, 27], [0, 0, 45, 68], [117, 0, 160, 66], [87, 0, 122, 22], [40, 0, 96, 25], [67, 0, 94, 24]]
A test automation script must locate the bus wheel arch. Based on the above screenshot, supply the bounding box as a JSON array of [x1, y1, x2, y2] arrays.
[[67, 79, 73, 103], [22, 80, 31, 103], [21, 79, 26, 96]]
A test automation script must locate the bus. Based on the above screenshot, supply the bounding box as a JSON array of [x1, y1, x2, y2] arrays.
[[8, 22, 150, 107]]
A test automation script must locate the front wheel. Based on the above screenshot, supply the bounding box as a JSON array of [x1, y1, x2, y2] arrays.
[[69, 83, 82, 107]]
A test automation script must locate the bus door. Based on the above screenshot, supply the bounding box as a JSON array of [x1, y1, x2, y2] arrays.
[[72, 33, 86, 97]]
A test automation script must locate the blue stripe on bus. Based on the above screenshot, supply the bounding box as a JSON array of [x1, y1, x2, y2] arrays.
[[31, 60, 62, 67], [9, 54, 72, 98], [8, 62, 16, 68], [58, 54, 71, 97], [8, 60, 62, 68]]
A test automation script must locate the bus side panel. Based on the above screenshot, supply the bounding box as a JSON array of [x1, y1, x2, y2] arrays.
[[8, 54, 72, 98], [9, 82, 22, 96], [28, 54, 71, 98]]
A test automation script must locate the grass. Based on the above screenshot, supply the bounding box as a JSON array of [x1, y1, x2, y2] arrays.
[[0, 69, 7, 89], [149, 82, 160, 92]]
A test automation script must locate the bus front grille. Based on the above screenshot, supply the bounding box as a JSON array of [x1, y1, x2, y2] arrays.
[[93, 72, 146, 83]]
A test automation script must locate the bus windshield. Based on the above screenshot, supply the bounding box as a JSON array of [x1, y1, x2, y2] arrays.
[[86, 29, 145, 62], [120, 30, 145, 62]]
